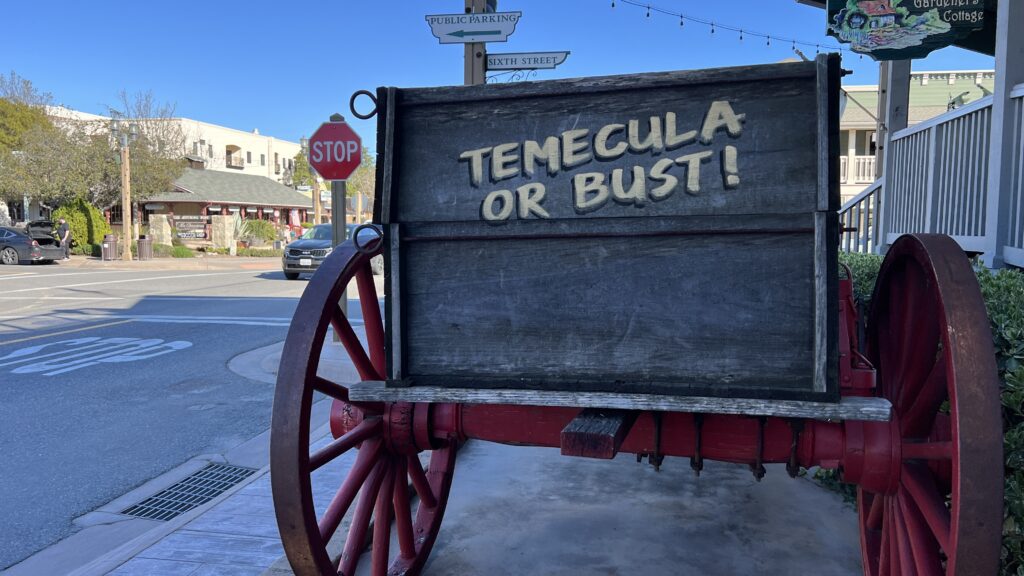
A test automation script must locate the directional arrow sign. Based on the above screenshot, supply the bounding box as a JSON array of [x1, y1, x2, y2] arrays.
[[486, 51, 570, 71], [425, 11, 521, 44]]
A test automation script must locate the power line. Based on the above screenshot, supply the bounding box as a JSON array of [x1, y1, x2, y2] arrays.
[[613, 0, 849, 55]]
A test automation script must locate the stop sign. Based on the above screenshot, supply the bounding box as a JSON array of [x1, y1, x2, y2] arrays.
[[308, 121, 362, 180]]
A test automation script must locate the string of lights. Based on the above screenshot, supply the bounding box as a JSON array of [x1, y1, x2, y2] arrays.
[[613, 0, 850, 56]]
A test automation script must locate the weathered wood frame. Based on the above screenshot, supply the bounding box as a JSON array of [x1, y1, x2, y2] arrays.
[[372, 55, 841, 405]]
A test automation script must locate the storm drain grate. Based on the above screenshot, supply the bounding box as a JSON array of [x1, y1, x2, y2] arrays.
[[121, 463, 257, 521]]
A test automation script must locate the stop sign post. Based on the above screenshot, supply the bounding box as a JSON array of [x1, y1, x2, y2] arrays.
[[307, 116, 363, 251]]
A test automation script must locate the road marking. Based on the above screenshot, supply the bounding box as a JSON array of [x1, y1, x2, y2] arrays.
[[0, 320, 134, 346], [0, 336, 192, 376], [3, 271, 260, 294], [0, 272, 38, 280], [0, 296, 125, 300]]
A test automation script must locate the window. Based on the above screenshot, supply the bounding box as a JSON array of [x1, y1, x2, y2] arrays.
[[247, 151, 252, 164], [192, 141, 198, 155], [208, 144, 213, 157], [260, 154, 266, 166]]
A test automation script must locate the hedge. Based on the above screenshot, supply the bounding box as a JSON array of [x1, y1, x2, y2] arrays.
[[52, 198, 111, 246], [835, 252, 1024, 574]]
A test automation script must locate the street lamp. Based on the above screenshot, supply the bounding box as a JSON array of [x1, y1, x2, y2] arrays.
[[300, 135, 322, 224], [111, 118, 138, 261]]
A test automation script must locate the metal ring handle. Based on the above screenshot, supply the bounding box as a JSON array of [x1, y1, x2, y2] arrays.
[[352, 223, 383, 254], [349, 90, 378, 120]]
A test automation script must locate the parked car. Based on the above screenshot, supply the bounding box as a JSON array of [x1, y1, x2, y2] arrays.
[[281, 223, 383, 280], [0, 222, 64, 264]]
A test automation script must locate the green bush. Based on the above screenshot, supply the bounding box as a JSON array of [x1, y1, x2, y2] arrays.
[[834, 251, 1024, 574], [241, 219, 277, 243], [237, 247, 283, 257], [52, 198, 111, 246], [153, 243, 174, 257], [71, 243, 101, 257], [170, 245, 194, 258], [300, 221, 313, 229]]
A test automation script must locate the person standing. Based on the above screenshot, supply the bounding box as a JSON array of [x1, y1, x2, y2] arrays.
[[57, 218, 71, 261]]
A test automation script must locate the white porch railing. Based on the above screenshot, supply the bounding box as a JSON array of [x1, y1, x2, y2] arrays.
[[1006, 84, 1024, 267], [840, 179, 882, 253], [885, 95, 993, 252], [839, 155, 876, 185]]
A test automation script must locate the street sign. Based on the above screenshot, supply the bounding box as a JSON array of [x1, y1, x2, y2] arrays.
[[426, 11, 521, 44], [308, 121, 362, 181], [486, 51, 569, 71]]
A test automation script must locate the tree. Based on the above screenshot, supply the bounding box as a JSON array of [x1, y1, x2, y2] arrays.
[[0, 71, 52, 107], [292, 151, 314, 188], [104, 90, 187, 204], [0, 98, 51, 154]]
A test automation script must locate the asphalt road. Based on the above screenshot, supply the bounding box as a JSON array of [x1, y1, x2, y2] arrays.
[[0, 262, 315, 569]]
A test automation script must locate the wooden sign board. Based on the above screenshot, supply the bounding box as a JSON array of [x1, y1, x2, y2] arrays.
[[374, 56, 840, 402]]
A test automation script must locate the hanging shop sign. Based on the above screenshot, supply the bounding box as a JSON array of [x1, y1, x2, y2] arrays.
[[246, 207, 258, 213], [827, 0, 986, 61], [144, 203, 164, 210]]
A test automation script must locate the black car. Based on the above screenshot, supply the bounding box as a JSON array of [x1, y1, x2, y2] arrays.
[[0, 221, 65, 265], [281, 223, 383, 280]]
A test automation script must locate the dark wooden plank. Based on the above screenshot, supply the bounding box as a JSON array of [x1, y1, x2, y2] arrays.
[[560, 409, 639, 459], [401, 212, 814, 242], [402, 231, 821, 399], [348, 381, 892, 422]]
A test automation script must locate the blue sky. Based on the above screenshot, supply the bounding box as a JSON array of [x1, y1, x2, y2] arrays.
[[1, 0, 993, 148]]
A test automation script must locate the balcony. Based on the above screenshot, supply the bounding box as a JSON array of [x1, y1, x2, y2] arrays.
[[839, 155, 876, 185], [226, 155, 245, 169]]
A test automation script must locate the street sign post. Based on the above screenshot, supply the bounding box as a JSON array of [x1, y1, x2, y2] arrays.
[[308, 116, 362, 319], [426, 11, 521, 44], [486, 51, 569, 71]]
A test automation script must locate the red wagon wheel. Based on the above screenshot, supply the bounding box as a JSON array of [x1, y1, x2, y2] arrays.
[[858, 234, 1002, 576], [271, 239, 457, 576]]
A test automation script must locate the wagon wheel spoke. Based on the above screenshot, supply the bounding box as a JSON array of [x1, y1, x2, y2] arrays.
[[897, 490, 944, 575], [309, 418, 382, 472], [392, 456, 417, 560], [339, 458, 390, 575], [312, 375, 351, 402], [407, 454, 438, 509], [901, 441, 952, 461], [319, 438, 384, 542], [899, 355, 947, 438], [866, 492, 883, 530], [355, 263, 385, 376], [891, 496, 915, 575], [900, 463, 950, 551], [331, 304, 383, 382], [878, 496, 891, 576], [371, 463, 396, 576]]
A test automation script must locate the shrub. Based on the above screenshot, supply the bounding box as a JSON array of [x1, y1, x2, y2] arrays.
[[71, 243, 101, 257], [300, 221, 313, 229], [237, 247, 283, 257], [241, 219, 277, 244], [833, 252, 1024, 574], [170, 245, 194, 258], [153, 243, 174, 257], [52, 198, 111, 246]]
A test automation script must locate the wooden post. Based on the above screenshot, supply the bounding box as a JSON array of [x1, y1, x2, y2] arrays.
[[982, 0, 1024, 268], [313, 176, 322, 223], [463, 0, 490, 86], [120, 144, 133, 261], [876, 59, 911, 254]]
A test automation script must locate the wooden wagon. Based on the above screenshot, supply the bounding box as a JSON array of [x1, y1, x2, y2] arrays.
[[270, 55, 1003, 575]]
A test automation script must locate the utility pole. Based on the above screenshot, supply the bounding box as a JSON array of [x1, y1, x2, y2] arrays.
[[113, 121, 137, 261], [464, 0, 493, 86], [312, 175, 322, 223]]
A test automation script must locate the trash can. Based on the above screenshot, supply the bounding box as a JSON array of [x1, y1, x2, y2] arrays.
[[101, 234, 119, 261], [137, 235, 153, 261], [273, 240, 282, 250]]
